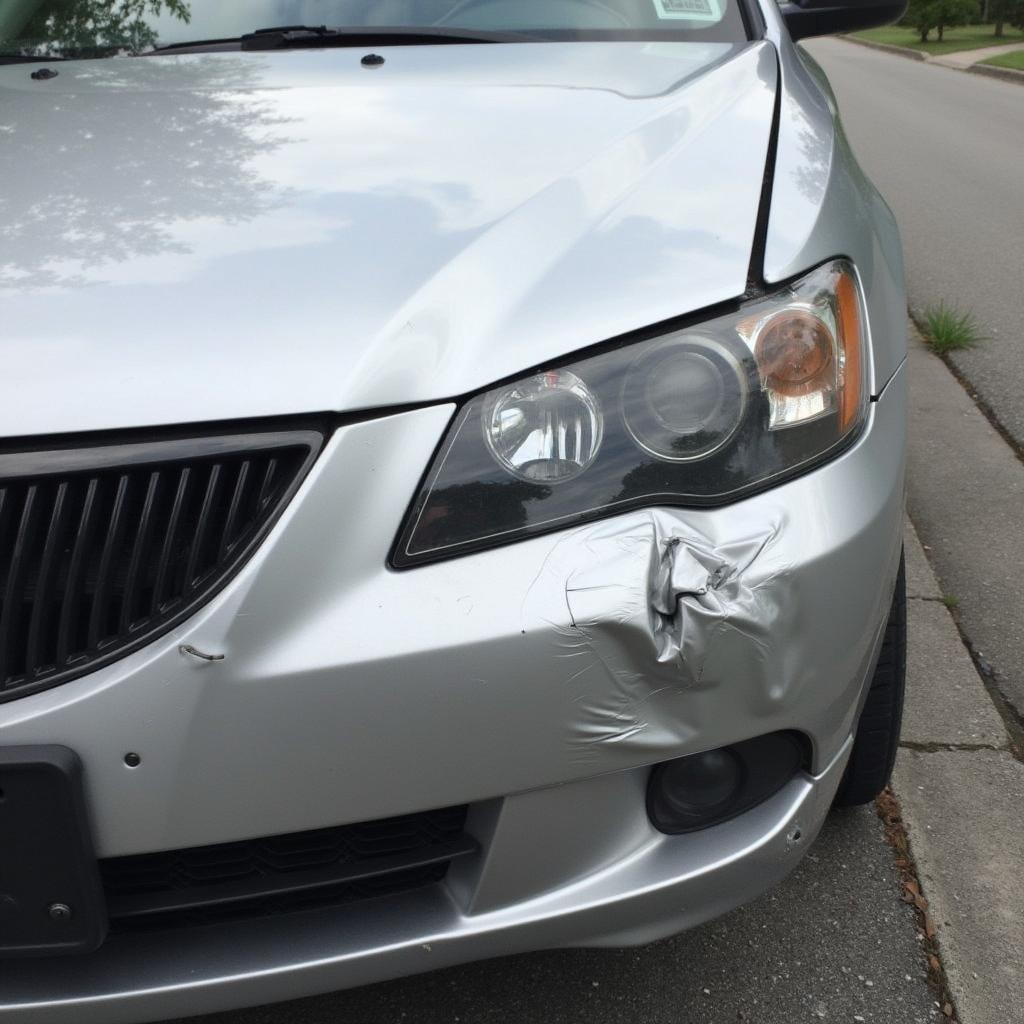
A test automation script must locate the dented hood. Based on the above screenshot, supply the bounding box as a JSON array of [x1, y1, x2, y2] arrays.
[[0, 41, 776, 437]]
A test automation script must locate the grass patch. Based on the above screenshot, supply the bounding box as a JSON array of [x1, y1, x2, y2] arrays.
[[983, 49, 1024, 70], [942, 595, 960, 610], [920, 304, 984, 354], [852, 23, 1024, 56]]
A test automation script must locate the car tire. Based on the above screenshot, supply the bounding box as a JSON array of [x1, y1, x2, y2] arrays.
[[833, 550, 907, 808]]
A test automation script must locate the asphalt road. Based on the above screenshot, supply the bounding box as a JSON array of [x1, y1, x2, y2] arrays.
[[803, 38, 1024, 448], [171, 808, 937, 1024]]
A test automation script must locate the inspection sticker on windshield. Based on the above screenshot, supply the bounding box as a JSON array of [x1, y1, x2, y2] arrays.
[[653, 0, 723, 21]]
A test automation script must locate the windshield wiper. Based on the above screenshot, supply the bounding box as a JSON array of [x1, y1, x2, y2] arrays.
[[142, 24, 537, 57], [237, 25, 530, 51], [5, 24, 527, 63]]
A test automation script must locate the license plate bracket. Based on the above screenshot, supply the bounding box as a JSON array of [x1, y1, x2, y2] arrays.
[[0, 746, 106, 956]]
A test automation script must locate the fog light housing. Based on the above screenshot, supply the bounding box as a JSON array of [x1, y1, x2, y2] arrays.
[[647, 732, 805, 835]]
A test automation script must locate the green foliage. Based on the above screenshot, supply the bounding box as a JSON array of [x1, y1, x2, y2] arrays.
[[988, 0, 1024, 34], [854, 22, 1024, 53], [1002, 0, 1024, 30], [921, 304, 984, 354], [984, 47, 1024, 65], [19, 1, 191, 56], [902, 0, 979, 40]]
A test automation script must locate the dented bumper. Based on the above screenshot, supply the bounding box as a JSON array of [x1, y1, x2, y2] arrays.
[[0, 366, 905, 1022]]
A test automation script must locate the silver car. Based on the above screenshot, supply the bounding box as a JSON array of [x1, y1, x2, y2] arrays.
[[0, 0, 907, 1020]]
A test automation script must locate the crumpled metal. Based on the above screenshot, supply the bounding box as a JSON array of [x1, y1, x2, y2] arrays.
[[523, 509, 795, 765]]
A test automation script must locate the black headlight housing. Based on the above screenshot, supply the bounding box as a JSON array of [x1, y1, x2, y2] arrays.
[[392, 260, 867, 567]]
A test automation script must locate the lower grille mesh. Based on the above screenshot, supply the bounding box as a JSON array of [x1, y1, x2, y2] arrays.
[[101, 805, 473, 931], [0, 429, 321, 701]]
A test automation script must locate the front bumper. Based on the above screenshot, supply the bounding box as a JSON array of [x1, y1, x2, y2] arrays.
[[0, 365, 905, 1022]]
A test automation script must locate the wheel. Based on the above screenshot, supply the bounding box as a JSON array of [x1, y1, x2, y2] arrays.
[[833, 551, 907, 807]]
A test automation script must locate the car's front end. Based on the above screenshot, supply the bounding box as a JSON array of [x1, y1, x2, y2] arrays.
[[0, 1, 906, 1020]]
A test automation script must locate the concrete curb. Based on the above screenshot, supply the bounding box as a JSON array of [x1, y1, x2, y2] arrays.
[[968, 61, 1024, 84], [840, 34, 927, 61]]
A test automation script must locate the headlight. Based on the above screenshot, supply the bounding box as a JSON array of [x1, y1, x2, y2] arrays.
[[393, 260, 867, 567], [621, 336, 749, 462], [483, 369, 603, 483]]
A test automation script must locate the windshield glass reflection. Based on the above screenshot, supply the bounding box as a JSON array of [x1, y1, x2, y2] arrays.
[[0, 0, 745, 57]]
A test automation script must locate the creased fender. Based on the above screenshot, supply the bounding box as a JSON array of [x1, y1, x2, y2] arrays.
[[523, 510, 797, 767]]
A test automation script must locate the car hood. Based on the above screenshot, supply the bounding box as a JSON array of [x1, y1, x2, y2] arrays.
[[0, 41, 776, 437]]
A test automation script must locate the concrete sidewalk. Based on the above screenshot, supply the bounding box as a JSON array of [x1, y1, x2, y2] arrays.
[[931, 42, 1024, 68], [897, 325, 1024, 1023], [898, 519, 1024, 1023], [905, 324, 1024, 738]]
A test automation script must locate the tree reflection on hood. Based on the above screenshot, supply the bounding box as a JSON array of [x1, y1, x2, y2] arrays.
[[3, 1, 191, 57]]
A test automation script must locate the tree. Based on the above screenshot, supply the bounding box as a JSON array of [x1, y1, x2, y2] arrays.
[[902, 0, 978, 40], [0, 50, 293, 290], [15, 1, 191, 57], [989, 0, 1024, 36]]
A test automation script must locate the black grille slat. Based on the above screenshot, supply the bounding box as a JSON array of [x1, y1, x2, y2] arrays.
[[152, 466, 191, 617], [87, 474, 130, 651], [0, 429, 320, 702], [184, 462, 222, 591], [256, 457, 279, 512], [23, 480, 69, 676], [0, 485, 39, 689], [119, 471, 161, 635], [219, 459, 251, 561], [101, 805, 473, 932], [55, 477, 99, 666]]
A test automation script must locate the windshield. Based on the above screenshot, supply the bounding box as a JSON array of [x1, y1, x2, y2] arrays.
[[0, 0, 751, 59]]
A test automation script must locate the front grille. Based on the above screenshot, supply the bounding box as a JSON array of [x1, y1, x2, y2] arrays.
[[101, 805, 474, 931], [0, 429, 322, 702]]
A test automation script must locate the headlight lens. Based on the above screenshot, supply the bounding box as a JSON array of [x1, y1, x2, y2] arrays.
[[483, 369, 603, 483], [622, 336, 749, 462], [393, 260, 868, 567]]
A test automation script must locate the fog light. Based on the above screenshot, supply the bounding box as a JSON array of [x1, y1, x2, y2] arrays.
[[647, 732, 805, 835], [654, 748, 743, 824]]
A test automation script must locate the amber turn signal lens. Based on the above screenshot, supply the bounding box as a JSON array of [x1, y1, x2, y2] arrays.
[[754, 309, 833, 398], [836, 271, 863, 432]]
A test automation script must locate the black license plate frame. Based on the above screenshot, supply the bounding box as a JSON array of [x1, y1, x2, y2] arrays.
[[0, 745, 106, 956]]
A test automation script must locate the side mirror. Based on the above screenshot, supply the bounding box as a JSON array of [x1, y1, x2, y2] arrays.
[[778, 0, 908, 41]]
